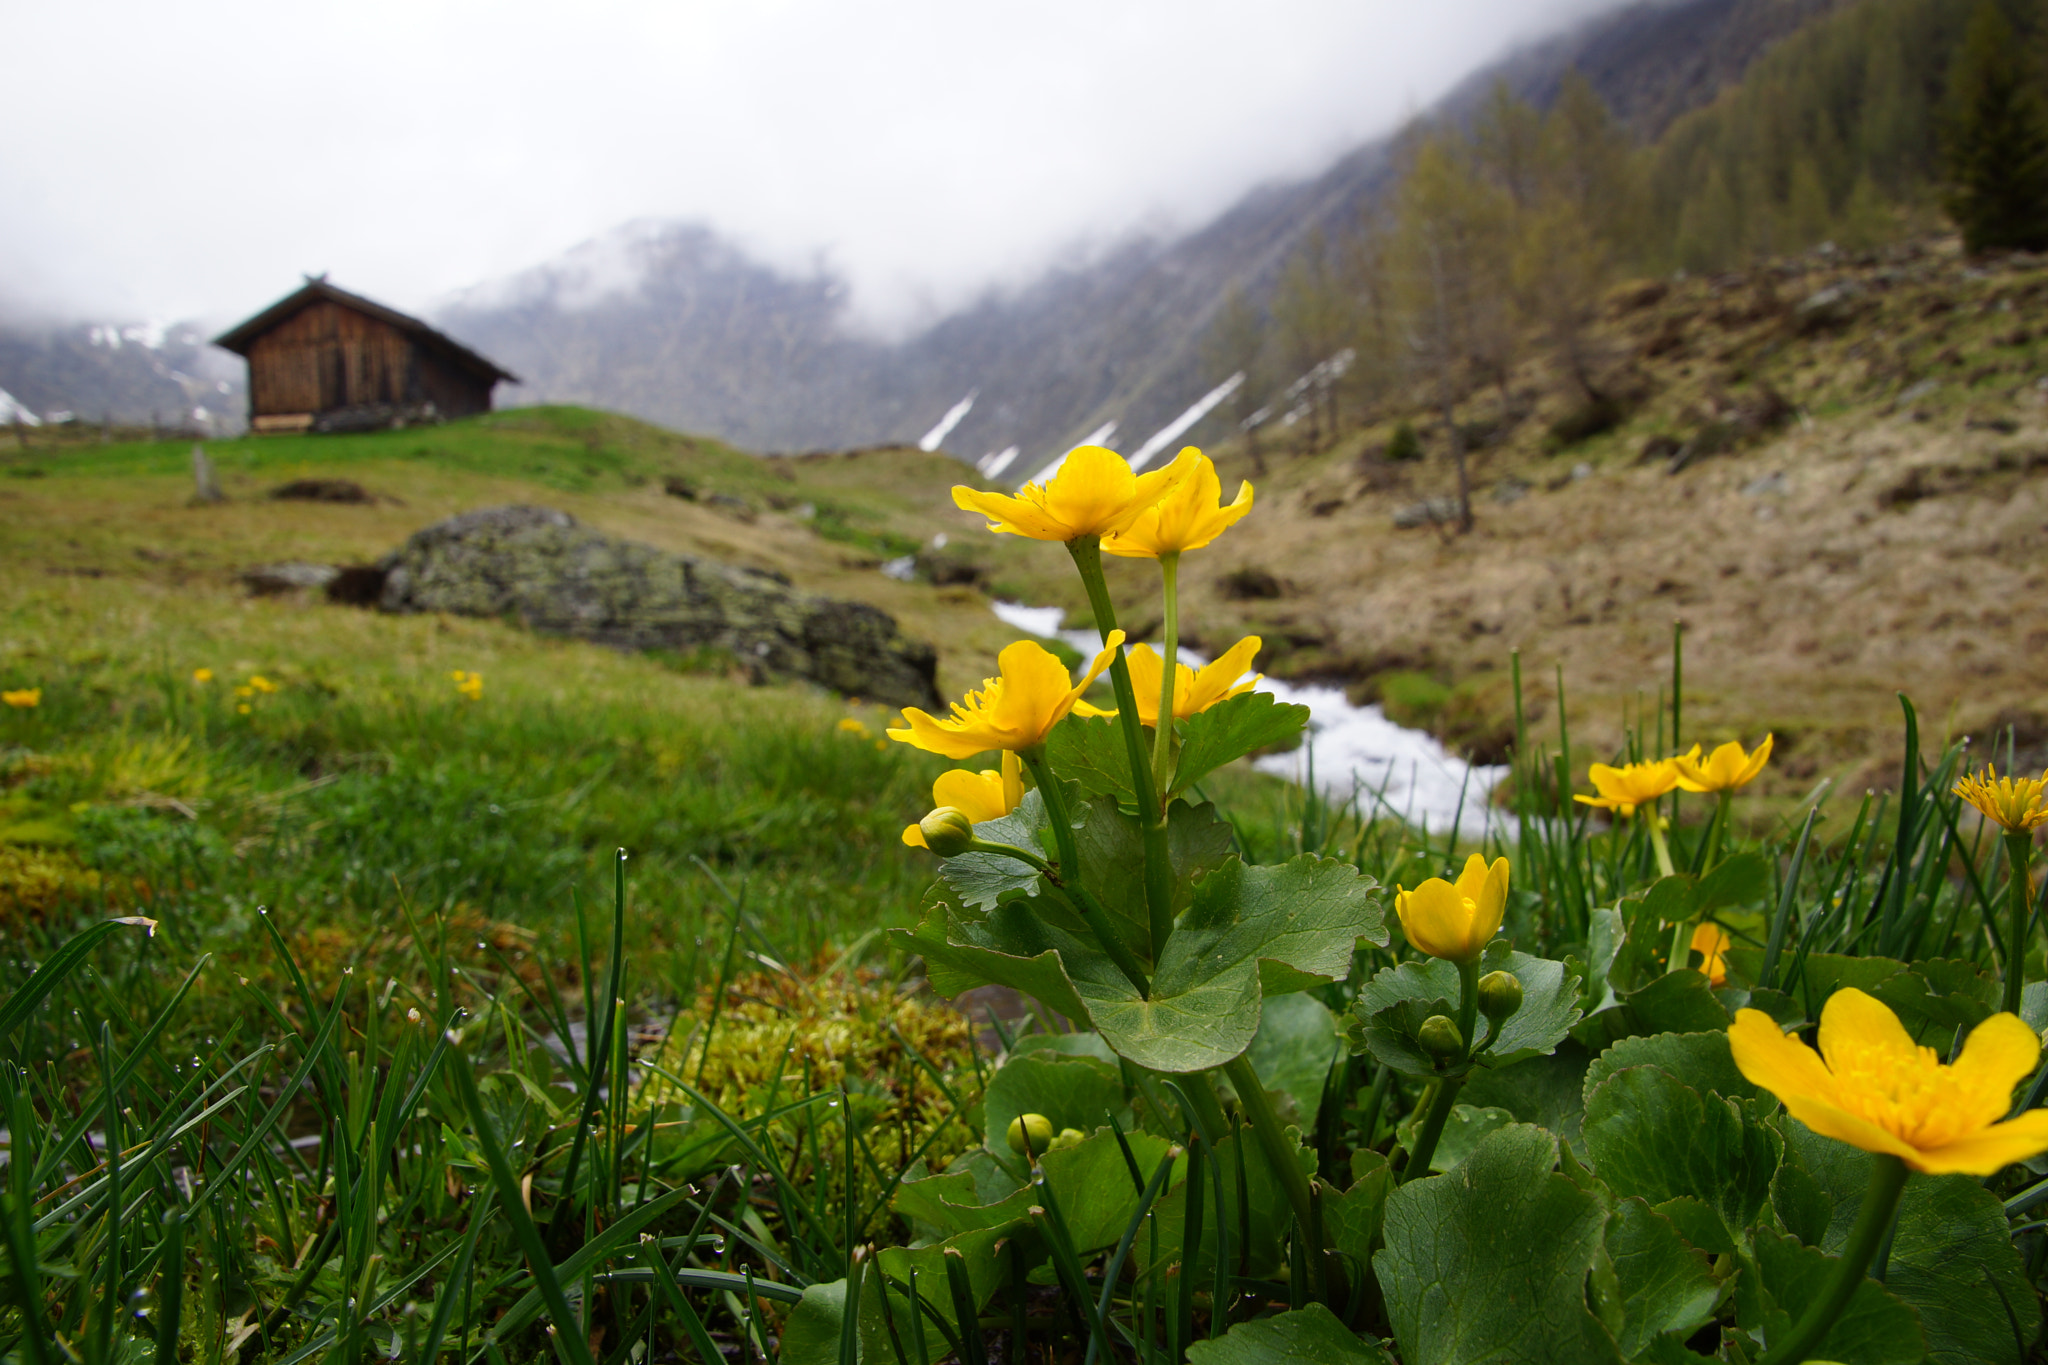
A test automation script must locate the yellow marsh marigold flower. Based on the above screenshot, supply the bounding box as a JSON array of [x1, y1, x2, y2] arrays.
[[1730, 988, 2048, 1175], [1691, 921, 1731, 986], [1954, 765, 2048, 832], [952, 445, 1184, 542], [1674, 735, 1773, 793], [2, 689, 40, 709], [1395, 853, 1509, 962], [191, 668, 214, 684], [837, 716, 873, 739], [888, 634, 1125, 760], [1575, 757, 1681, 819], [904, 752, 1025, 848], [247, 674, 278, 695], [451, 671, 483, 701], [1076, 636, 1263, 726], [1101, 448, 1253, 558]]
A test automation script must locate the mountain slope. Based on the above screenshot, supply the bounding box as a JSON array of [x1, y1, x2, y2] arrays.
[[435, 0, 1842, 473]]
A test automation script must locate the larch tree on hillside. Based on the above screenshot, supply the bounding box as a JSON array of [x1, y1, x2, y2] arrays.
[[1389, 133, 1514, 533], [1272, 230, 1353, 449], [1942, 0, 2048, 253]]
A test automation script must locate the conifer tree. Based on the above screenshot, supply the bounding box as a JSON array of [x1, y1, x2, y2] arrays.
[[1942, 0, 2048, 253]]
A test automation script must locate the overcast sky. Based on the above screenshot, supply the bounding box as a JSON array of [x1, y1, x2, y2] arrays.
[[2, 0, 1622, 329]]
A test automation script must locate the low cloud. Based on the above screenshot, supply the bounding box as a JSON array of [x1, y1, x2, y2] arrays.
[[0, 0, 1623, 327]]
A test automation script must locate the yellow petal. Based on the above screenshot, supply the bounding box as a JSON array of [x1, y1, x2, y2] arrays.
[[1000, 750, 1025, 810], [1184, 636, 1262, 715], [1395, 875, 1488, 961], [1913, 1110, 2048, 1175], [1690, 922, 1730, 986], [952, 485, 1070, 540], [1729, 1008, 1839, 1103], [985, 640, 1071, 746], [903, 824, 928, 848], [1818, 988, 1920, 1075], [887, 707, 998, 759], [1103, 448, 1255, 558], [1124, 644, 1165, 726], [1475, 857, 1509, 942], [1779, 1094, 1928, 1167], [1950, 1012, 2042, 1121], [1738, 734, 1774, 785], [932, 768, 1012, 824]]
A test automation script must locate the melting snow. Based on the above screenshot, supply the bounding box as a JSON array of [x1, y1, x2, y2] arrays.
[[989, 600, 1506, 835], [978, 445, 1021, 479], [0, 390, 43, 426], [919, 391, 977, 452], [1127, 373, 1243, 472]]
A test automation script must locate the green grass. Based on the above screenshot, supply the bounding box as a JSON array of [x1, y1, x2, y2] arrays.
[[6, 405, 2046, 1365]]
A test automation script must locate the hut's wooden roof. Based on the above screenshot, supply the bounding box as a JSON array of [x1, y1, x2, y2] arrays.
[[212, 278, 519, 385]]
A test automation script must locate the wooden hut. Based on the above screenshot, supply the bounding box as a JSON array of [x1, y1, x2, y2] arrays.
[[213, 277, 518, 434]]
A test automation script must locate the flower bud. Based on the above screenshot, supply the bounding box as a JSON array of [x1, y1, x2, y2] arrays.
[[1417, 1014, 1464, 1064], [1478, 970, 1524, 1023], [918, 806, 976, 857], [1050, 1127, 1085, 1151], [1007, 1113, 1054, 1156]]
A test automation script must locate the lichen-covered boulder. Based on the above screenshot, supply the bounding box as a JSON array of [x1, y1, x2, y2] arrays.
[[377, 505, 940, 709]]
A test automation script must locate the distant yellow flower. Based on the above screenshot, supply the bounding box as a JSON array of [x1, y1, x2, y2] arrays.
[[1691, 921, 1731, 986], [191, 668, 214, 684], [904, 752, 1025, 848], [1574, 758, 1681, 819], [1954, 765, 2048, 832], [247, 675, 278, 694], [951, 446, 1184, 542], [837, 716, 873, 739], [888, 633, 1125, 759], [451, 671, 483, 702], [233, 686, 254, 700], [1674, 735, 1773, 794], [1076, 636, 1263, 726], [2, 689, 40, 709], [1395, 854, 1509, 962], [1101, 448, 1253, 558], [1730, 988, 2048, 1175], [237, 703, 252, 715]]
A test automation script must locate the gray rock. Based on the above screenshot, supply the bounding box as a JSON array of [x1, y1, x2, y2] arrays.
[[1791, 281, 1865, 334], [1392, 497, 1465, 529], [375, 505, 941, 709]]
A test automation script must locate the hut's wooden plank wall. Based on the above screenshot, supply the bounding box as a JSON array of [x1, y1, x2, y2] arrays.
[[244, 300, 495, 421]]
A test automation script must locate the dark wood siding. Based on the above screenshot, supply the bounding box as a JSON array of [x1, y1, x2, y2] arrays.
[[416, 350, 491, 419], [243, 299, 496, 422]]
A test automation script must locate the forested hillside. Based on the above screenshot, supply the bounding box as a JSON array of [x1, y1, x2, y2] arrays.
[[1215, 0, 2048, 487]]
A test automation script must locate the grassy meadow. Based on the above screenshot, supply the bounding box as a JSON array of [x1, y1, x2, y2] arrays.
[[3, 404, 2047, 1365]]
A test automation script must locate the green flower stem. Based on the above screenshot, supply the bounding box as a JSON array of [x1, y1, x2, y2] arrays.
[[2006, 829, 2033, 1017], [1067, 535, 1176, 959], [965, 836, 1135, 974], [1018, 747, 1151, 999], [1756, 1153, 1910, 1365], [965, 837, 1057, 879], [1704, 790, 1733, 870], [1220, 1052, 1328, 1302], [1401, 1074, 1467, 1184], [1403, 958, 1481, 1183], [1152, 551, 1182, 795], [1644, 809, 1676, 879]]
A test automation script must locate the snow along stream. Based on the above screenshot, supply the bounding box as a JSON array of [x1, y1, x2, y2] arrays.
[[989, 601, 1508, 836]]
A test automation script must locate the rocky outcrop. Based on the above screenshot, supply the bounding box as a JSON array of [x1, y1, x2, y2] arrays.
[[375, 505, 940, 709]]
